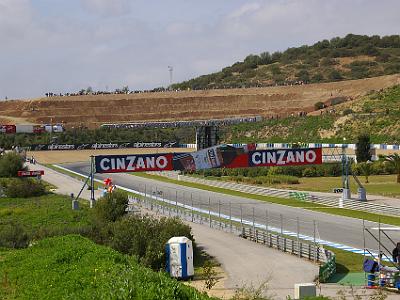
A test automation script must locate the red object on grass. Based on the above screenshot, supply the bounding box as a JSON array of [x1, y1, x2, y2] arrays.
[[17, 170, 44, 177]]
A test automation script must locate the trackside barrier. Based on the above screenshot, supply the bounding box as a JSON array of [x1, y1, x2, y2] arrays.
[[51, 164, 336, 281], [126, 193, 336, 282], [162, 172, 400, 217], [319, 252, 336, 283]]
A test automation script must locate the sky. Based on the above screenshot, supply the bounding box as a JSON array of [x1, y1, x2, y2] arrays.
[[0, 0, 399, 99]]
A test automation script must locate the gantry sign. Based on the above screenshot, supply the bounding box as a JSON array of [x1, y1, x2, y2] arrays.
[[94, 144, 322, 174]]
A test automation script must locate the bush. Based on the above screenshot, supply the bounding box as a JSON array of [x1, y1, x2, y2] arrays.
[[3, 178, 46, 198], [109, 215, 194, 270], [0, 152, 25, 177], [302, 167, 318, 177], [92, 190, 129, 223], [342, 108, 354, 116], [314, 102, 325, 110], [0, 222, 30, 248]]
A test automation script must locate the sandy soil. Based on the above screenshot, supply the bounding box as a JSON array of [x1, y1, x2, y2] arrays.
[[27, 148, 194, 164], [1, 74, 399, 128]]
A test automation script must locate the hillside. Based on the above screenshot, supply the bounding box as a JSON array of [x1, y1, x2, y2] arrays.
[[0, 74, 399, 129], [172, 34, 400, 90], [221, 84, 400, 144]]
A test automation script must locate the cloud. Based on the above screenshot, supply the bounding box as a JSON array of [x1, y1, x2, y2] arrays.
[[80, 0, 131, 16], [0, 0, 400, 99]]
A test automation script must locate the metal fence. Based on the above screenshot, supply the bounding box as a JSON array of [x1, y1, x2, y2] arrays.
[[127, 190, 336, 282], [156, 172, 400, 217]]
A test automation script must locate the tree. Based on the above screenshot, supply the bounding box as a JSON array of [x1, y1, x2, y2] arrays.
[[385, 153, 400, 183], [328, 70, 343, 81], [121, 86, 129, 94], [86, 86, 93, 94], [296, 70, 310, 82], [92, 190, 128, 223], [355, 134, 372, 162], [358, 161, 372, 183], [0, 152, 25, 177]]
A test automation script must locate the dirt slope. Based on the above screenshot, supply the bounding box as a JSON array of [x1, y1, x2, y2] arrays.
[[0, 74, 399, 128]]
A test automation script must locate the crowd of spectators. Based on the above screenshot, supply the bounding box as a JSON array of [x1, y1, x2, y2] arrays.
[[43, 79, 311, 98], [44, 87, 171, 98]]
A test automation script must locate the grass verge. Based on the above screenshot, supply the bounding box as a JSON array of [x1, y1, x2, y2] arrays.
[[0, 194, 90, 235], [0, 235, 213, 299]]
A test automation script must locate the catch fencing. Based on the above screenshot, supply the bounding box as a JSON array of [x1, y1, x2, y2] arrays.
[[126, 189, 336, 282], [156, 172, 400, 217]]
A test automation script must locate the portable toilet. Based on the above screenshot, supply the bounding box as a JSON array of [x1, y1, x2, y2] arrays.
[[165, 236, 194, 280]]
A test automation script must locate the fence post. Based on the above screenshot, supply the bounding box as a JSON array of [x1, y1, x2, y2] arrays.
[[218, 200, 221, 229], [229, 202, 232, 233], [240, 204, 243, 231], [252, 207, 255, 242], [313, 220, 317, 263], [209, 197, 211, 227], [191, 193, 194, 222], [175, 190, 178, 216], [297, 217, 300, 257], [265, 210, 269, 245]]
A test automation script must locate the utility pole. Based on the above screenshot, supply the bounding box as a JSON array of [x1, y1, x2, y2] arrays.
[[168, 66, 173, 89]]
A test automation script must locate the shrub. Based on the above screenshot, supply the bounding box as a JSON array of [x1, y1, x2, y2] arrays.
[[314, 102, 325, 110], [342, 108, 354, 116], [0, 222, 29, 248], [0, 152, 25, 177], [302, 167, 317, 177], [92, 190, 128, 223], [110, 215, 194, 270], [4, 178, 46, 198]]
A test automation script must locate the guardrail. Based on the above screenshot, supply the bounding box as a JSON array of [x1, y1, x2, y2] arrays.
[[128, 192, 336, 282], [158, 172, 400, 217]]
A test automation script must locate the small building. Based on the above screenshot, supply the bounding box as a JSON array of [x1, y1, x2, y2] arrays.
[[165, 236, 194, 280]]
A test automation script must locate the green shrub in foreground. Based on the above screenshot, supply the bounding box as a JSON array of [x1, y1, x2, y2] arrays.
[[0, 235, 213, 300], [0, 152, 25, 177], [2, 178, 46, 198]]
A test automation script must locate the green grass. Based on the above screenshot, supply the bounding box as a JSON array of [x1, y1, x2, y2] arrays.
[[131, 172, 400, 226], [192, 174, 400, 198], [0, 194, 90, 235], [0, 235, 213, 299], [252, 174, 399, 198]]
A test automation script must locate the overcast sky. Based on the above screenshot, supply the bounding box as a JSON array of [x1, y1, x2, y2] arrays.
[[1, 0, 399, 99]]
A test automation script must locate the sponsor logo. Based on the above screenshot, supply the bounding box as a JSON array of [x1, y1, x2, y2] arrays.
[[48, 144, 76, 150], [249, 148, 322, 166], [95, 154, 173, 173]]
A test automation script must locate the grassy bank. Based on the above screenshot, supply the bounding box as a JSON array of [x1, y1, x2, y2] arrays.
[[193, 174, 400, 198], [0, 194, 90, 235], [0, 235, 213, 299]]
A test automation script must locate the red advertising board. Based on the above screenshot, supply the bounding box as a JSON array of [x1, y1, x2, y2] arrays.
[[0, 125, 16, 134], [95, 153, 174, 173], [94, 145, 322, 174], [17, 170, 44, 177]]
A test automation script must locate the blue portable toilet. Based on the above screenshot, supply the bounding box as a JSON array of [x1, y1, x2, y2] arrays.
[[165, 237, 194, 280]]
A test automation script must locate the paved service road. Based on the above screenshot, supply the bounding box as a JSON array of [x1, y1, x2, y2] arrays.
[[63, 162, 400, 254]]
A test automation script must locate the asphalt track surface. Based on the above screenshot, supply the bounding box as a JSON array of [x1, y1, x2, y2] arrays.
[[63, 162, 400, 255]]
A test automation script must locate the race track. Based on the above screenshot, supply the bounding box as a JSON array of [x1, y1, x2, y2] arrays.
[[63, 161, 400, 255]]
